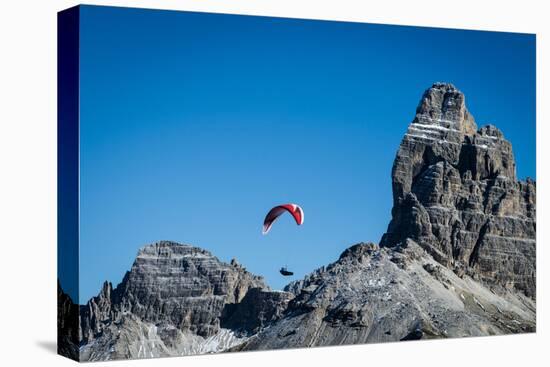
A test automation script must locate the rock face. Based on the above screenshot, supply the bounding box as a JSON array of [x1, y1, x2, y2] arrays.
[[57, 281, 79, 361], [380, 83, 536, 298], [221, 288, 294, 335], [60, 83, 536, 362], [78, 241, 284, 361], [235, 241, 534, 351]]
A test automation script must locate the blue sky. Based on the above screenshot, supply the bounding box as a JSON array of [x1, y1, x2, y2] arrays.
[[74, 5, 535, 303]]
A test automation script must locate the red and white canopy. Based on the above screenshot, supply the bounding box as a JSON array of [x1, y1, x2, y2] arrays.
[[262, 203, 304, 235]]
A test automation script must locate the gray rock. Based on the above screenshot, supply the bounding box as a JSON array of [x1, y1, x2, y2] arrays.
[[79, 241, 274, 360], [235, 241, 534, 351], [221, 288, 294, 335], [380, 83, 536, 298], [57, 281, 79, 361]]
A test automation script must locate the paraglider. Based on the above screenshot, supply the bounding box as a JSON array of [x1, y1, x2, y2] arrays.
[[262, 203, 304, 235], [279, 266, 294, 276], [262, 203, 304, 277]]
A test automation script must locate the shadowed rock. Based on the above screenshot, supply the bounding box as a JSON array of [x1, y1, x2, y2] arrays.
[[380, 83, 535, 299], [79, 241, 277, 360], [57, 281, 79, 361], [235, 240, 534, 351]]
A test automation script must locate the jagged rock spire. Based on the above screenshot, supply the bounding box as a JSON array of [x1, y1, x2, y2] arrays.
[[381, 83, 535, 298], [415, 82, 477, 135]]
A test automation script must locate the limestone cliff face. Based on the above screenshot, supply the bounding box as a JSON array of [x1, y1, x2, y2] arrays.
[[79, 241, 282, 360], [235, 241, 534, 352], [221, 288, 294, 335], [82, 242, 266, 339], [380, 83, 536, 298]]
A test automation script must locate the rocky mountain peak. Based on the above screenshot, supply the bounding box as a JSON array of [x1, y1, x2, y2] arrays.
[[236, 236, 535, 353], [76, 241, 298, 360], [381, 84, 535, 298], [137, 240, 210, 258], [99, 281, 112, 298], [391, 84, 480, 203], [415, 82, 477, 136], [80, 240, 270, 346], [338, 242, 379, 260]]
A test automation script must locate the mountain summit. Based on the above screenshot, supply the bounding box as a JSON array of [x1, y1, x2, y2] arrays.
[[381, 83, 535, 298], [77, 241, 291, 360]]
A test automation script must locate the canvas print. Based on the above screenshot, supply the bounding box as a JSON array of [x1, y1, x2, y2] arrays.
[[57, 5, 536, 362]]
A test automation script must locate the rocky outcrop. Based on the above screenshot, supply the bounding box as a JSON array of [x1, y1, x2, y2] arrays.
[[57, 281, 79, 361], [79, 241, 280, 361], [380, 83, 536, 298], [234, 241, 535, 351], [221, 288, 294, 335]]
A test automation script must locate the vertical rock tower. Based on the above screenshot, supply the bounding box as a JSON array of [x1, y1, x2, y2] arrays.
[[380, 83, 536, 298]]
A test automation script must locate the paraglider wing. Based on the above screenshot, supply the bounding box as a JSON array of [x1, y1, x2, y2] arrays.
[[262, 203, 304, 235]]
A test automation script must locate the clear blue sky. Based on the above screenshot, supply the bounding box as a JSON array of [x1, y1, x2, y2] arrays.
[[75, 5, 535, 303]]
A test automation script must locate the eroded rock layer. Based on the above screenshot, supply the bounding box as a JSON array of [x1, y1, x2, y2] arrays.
[[78, 241, 286, 361], [380, 83, 536, 298], [235, 241, 534, 351]]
